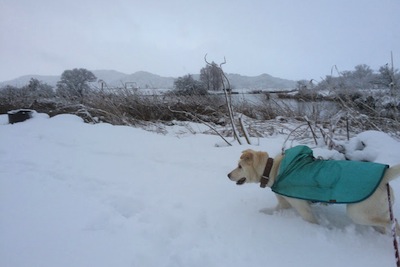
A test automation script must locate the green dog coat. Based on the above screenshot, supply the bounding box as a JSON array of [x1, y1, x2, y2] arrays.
[[271, 146, 389, 204]]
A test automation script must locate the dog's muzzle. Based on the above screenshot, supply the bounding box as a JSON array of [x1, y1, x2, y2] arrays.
[[236, 178, 246, 185], [228, 173, 246, 185]]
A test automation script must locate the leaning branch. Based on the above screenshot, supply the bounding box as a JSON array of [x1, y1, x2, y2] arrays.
[[204, 54, 242, 144]]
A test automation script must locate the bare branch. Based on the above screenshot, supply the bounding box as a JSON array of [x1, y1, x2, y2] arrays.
[[203, 54, 241, 144], [219, 56, 226, 68], [304, 116, 318, 146], [204, 53, 212, 66], [281, 123, 308, 152]]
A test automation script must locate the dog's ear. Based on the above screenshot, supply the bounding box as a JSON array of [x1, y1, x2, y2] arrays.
[[240, 151, 253, 162], [255, 151, 269, 160]]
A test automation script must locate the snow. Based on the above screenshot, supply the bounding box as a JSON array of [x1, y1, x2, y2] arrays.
[[1, 113, 400, 267]]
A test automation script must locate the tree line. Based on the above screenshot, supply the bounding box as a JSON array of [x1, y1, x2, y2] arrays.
[[1, 62, 398, 100], [297, 63, 399, 93], [176, 62, 399, 96], [1, 64, 224, 99], [0, 68, 97, 104]]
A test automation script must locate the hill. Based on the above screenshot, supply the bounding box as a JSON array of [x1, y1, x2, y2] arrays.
[[227, 73, 295, 89], [0, 75, 60, 87], [0, 70, 296, 90]]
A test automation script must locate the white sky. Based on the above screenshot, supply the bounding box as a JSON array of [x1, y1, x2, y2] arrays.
[[1, 0, 399, 82]]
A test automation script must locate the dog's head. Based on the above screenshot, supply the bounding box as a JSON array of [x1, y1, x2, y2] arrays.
[[227, 149, 268, 185]]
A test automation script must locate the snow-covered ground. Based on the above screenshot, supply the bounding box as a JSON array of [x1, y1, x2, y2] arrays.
[[1, 112, 400, 267]]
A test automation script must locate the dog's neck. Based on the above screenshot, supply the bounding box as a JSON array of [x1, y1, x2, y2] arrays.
[[260, 158, 274, 188]]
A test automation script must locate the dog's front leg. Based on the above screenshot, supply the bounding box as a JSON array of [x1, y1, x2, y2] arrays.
[[260, 194, 292, 215], [287, 198, 318, 224]]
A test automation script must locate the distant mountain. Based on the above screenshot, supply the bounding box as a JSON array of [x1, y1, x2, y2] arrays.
[[92, 70, 128, 84], [0, 70, 296, 90], [0, 75, 60, 87], [226, 73, 295, 89], [108, 71, 175, 89]]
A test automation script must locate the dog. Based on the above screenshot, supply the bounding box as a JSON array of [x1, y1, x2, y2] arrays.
[[227, 148, 400, 233]]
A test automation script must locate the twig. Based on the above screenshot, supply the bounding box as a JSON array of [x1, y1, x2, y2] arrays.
[[282, 123, 308, 152], [304, 116, 318, 145]]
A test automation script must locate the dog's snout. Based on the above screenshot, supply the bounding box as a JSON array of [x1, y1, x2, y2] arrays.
[[227, 173, 231, 179]]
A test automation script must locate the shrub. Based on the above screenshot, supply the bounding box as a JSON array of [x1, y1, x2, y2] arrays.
[[173, 74, 207, 96]]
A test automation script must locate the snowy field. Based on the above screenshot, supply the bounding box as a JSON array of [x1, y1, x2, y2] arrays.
[[1, 112, 400, 267]]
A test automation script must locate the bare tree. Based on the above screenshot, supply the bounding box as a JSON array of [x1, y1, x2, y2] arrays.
[[56, 68, 97, 102], [200, 61, 223, 91]]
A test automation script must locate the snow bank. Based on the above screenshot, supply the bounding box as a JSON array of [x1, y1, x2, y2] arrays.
[[344, 131, 400, 165]]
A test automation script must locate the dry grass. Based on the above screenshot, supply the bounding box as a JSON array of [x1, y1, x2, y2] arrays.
[[1, 86, 399, 141]]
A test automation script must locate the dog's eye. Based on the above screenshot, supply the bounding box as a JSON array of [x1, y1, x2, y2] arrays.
[[238, 164, 242, 169]]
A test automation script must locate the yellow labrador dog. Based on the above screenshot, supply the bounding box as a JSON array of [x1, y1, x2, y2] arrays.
[[227, 148, 400, 233]]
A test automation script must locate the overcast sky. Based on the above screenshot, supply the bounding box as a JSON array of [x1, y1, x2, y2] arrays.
[[1, 0, 399, 82]]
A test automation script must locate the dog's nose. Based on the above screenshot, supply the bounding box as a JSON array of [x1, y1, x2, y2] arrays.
[[227, 173, 231, 179]]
